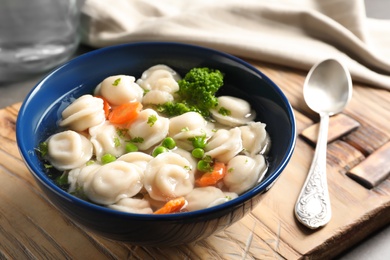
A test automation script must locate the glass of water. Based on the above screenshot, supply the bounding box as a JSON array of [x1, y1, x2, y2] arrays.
[[0, 0, 84, 82]]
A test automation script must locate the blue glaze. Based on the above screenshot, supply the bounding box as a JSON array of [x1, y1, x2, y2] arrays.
[[16, 42, 296, 246]]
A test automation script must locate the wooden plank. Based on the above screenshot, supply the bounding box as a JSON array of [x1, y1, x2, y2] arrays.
[[301, 113, 360, 145], [327, 140, 365, 174], [342, 119, 390, 156], [347, 141, 390, 189]]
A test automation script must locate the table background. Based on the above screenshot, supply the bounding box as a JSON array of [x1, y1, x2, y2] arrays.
[[1, 1, 389, 259]]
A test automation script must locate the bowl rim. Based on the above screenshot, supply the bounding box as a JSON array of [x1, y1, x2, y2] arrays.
[[16, 41, 296, 220]]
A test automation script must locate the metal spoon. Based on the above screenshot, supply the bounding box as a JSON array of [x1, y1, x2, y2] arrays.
[[295, 58, 352, 229]]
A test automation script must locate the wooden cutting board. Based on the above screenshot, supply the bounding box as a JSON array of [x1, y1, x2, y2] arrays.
[[1, 60, 389, 259]]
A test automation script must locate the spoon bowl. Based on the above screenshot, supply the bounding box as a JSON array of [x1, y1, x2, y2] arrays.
[[295, 58, 352, 229], [304, 59, 352, 115]]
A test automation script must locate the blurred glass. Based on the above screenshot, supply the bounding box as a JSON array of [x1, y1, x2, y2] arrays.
[[0, 0, 84, 82]]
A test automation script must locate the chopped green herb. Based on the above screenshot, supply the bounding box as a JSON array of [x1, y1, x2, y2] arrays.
[[112, 77, 121, 86], [37, 142, 48, 157], [44, 163, 53, 169], [116, 128, 127, 138], [228, 167, 234, 173], [70, 186, 88, 200], [56, 172, 68, 186], [218, 107, 231, 116], [86, 160, 95, 166], [131, 137, 144, 143], [190, 135, 207, 149], [202, 155, 213, 163], [181, 127, 190, 132], [113, 137, 121, 147], [184, 165, 191, 171], [197, 159, 213, 172], [147, 114, 157, 127]]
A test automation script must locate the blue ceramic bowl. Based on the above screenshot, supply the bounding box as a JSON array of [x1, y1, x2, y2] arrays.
[[16, 42, 296, 246]]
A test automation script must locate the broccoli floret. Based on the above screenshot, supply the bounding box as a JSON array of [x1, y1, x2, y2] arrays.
[[157, 67, 224, 118], [178, 67, 224, 109], [157, 101, 197, 116]]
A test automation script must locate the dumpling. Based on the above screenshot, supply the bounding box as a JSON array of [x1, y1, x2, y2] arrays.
[[127, 108, 169, 151], [89, 121, 126, 162], [83, 161, 144, 205], [204, 127, 242, 163], [108, 198, 153, 214], [46, 130, 93, 171], [144, 153, 193, 201], [239, 122, 268, 156], [169, 112, 208, 136], [68, 163, 101, 193], [142, 90, 174, 105], [59, 95, 105, 132], [210, 96, 256, 127], [136, 64, 180, 92], [137, 65, 180, 106], [224, 154, 267, 194], [117, 152, 153, 171], [210, 192, 239, 208], [97, 75, 143, 105], [169, 112, 215, 151], [185, 187, 238, 211], [172, 148, 197, 176]]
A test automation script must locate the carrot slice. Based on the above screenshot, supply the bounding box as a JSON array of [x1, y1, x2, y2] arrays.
[[95, 96, 111, 119], [108, 101, 142, 125], [195, 161, 227, 187], [154, 197, 187, 214]]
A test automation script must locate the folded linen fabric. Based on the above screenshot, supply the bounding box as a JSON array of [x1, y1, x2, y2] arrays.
[[80, 0, 390, 90]]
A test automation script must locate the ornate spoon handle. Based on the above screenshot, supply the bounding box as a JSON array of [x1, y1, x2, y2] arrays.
[[295, 113, 332, 229]]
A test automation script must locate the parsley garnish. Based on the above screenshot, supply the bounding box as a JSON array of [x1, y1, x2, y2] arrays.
[[86, 160, 95, 166], [131, 137, 144, 143], [44, 164, 53, 169], [147, 115, 157, 127], [113, 137, 121, 147], [218, 107, 231, 116], [116, 128, 127, 138], [56, 172, 68, 186], [37, 142, 48, 157], [112, 77, 121, 86]]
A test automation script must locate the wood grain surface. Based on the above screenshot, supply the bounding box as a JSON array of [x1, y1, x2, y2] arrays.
[[1, 60, 389, 259]]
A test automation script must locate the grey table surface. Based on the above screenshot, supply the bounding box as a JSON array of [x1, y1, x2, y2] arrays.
[[1, 1, 389, 259]]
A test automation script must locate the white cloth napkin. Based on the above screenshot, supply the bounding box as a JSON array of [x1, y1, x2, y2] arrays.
[[80, 0, 390, 90]]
